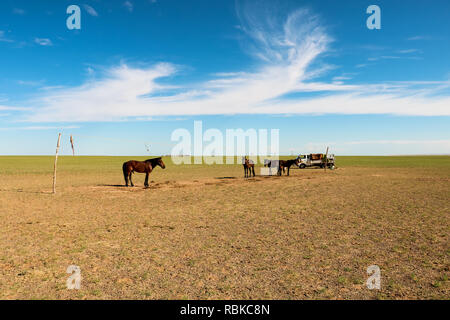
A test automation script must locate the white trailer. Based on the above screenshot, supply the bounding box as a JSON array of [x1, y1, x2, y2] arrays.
[[297, 154, 335, 169]]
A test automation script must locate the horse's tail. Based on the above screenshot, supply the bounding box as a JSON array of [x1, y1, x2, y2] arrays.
[[122, 162, 128, 184]]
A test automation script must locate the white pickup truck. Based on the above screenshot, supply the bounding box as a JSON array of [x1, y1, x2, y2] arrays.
[[297, 153, 335, 169]]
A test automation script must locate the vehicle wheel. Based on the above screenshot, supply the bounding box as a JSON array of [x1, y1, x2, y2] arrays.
[[299, 164, 306, 169]]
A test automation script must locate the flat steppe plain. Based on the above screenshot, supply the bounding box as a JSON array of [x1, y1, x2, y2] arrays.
[[0, 156, 448, 299]]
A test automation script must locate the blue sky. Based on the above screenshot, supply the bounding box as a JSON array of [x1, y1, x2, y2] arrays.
[[0, 0, 449, 155]]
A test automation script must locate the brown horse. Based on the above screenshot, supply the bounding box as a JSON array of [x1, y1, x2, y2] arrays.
[[264, 159, 285, 175], [278, 158, 299, 176], [242, 156, 255, 178], [122, 157, 166, 187]]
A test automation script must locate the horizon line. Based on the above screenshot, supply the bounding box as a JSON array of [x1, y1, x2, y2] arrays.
[[0, 154, 449, 157]]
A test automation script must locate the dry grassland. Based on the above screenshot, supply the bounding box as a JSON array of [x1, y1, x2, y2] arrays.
[[0, 156, 448, 299]]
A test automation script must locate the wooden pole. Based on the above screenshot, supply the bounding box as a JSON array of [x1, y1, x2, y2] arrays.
[[53, 133, 62, 194], [70, 135, 75, 156], [324, 146, 329, 172]]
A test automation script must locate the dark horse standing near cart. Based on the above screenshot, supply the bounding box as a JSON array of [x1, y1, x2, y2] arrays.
[[278, 158, 300, 176], [122, 157, 166, 187]]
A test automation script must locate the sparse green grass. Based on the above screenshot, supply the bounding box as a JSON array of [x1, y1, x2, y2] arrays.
[[0, 155, 448, 175], [335, 155, 450, 168]]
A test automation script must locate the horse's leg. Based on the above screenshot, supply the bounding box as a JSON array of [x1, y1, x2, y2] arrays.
[[129, 172, 134, 187], [144, 172, 149, 188], [287, 166, 290, 176], [251, 166, 255, 177], [124, 169, 129, 187]]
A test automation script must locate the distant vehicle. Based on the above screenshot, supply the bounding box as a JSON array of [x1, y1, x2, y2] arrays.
[[297, 153, 335, 169]]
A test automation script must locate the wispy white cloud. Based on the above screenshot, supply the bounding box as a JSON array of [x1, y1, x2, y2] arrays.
[[368, 55, 401, 61], [0, 125, 79, 131], [407, 35, 428, 41], [332, 76, 352, 81], [212, 72, 248, 77], [13, 8, 25, 15], [368, 55, 422, 62], [397, 48, 420, 54], [39, 85, 66, 91], [34, 38, 52, 46], [343, 139, 450, 146], [0, 30, 14, 43], [124, 1, 134, 12], [0, 105, 28, 111], [12, 7, 450, 122], [83, 4, 99, 17], [17, 80, 45, 86], [304, 140, 450, 155]]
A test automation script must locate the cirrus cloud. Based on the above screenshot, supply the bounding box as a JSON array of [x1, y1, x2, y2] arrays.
[[34, 38, 52, 46], [83, 4, 98, 17], [12, 8, 450, 122]]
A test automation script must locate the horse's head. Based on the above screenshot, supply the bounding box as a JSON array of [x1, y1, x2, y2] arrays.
[[157, 157, 166, 169]]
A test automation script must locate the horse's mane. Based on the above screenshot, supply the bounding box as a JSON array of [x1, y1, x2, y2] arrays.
[[145, 157, 162, 163], [280, 158, 298, 164]]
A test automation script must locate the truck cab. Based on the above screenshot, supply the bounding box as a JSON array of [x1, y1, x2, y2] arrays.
[[297, 154, 308, 168]]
